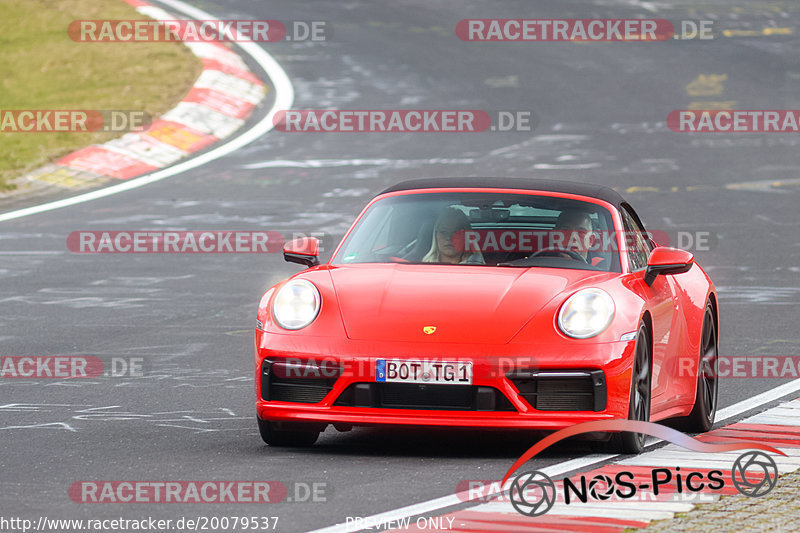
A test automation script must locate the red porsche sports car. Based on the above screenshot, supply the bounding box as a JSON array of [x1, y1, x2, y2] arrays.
[[254, 178, 719, 452]]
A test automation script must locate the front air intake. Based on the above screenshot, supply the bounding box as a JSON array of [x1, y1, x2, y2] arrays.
[[507, 370, 606, 411], [261, 359, 341, 404]]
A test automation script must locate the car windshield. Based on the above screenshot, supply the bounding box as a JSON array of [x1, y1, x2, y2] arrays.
[[332, 192, 621, 272]]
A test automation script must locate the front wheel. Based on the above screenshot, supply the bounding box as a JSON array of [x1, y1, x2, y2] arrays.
[[674, 303, 718, 432], [257, 417, 320, 447], [610, 323, 651, 454]]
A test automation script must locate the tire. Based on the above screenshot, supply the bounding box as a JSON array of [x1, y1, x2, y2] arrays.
[[675, 303, 718, 433], [257, 417, 320, 447], [610, 323, 651, 454]]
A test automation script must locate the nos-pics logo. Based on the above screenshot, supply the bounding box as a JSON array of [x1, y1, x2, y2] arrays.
[[503, 420, 782, 517]]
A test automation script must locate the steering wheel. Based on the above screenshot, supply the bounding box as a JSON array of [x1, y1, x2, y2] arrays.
[[395, 239, 417, 258], [529, 248, 587, 262]]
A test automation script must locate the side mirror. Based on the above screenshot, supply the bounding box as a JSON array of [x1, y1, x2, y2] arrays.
[[644, 247, 694, 286], [283, 237, 320, 268]]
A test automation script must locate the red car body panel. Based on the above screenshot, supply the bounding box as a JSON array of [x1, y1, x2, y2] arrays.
[[254, 185, 717, 431]]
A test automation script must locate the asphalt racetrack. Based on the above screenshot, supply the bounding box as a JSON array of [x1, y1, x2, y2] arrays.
[[1, 1, 799, 532]]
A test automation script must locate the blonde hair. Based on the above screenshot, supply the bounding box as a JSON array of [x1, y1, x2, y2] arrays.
[[422, 207, 475, 263]]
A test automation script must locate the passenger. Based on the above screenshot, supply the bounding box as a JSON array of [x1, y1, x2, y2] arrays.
[[422, 207, 485, 264]]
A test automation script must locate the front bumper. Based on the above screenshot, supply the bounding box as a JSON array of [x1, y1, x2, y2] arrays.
[[254, 332, 636, 430]]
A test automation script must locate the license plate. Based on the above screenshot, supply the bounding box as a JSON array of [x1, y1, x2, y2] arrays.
[[375, 359, 472, 385]]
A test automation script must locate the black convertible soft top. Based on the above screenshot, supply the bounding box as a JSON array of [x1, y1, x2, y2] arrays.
[[379, 177, 625, 208]]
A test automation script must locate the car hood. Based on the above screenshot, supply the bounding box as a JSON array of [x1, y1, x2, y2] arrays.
[[328, 264, 616, 343]]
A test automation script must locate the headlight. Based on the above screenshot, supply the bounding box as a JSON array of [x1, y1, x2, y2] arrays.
[[557, 288, 615, 339], [272, 279, 321, 330]]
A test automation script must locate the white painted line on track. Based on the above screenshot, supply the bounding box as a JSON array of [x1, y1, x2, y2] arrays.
[[716, 378, 800, 423], [308, 452, 617, 533], [0, 0, 293, 224], [309, 377, 800, 533]]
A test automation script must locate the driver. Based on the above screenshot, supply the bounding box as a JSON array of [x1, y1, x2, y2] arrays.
[[422, 207, 485, 264], [551, 208, 595, 262]]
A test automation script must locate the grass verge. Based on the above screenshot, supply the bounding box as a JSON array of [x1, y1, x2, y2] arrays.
[[0, 0, 203, 190]]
